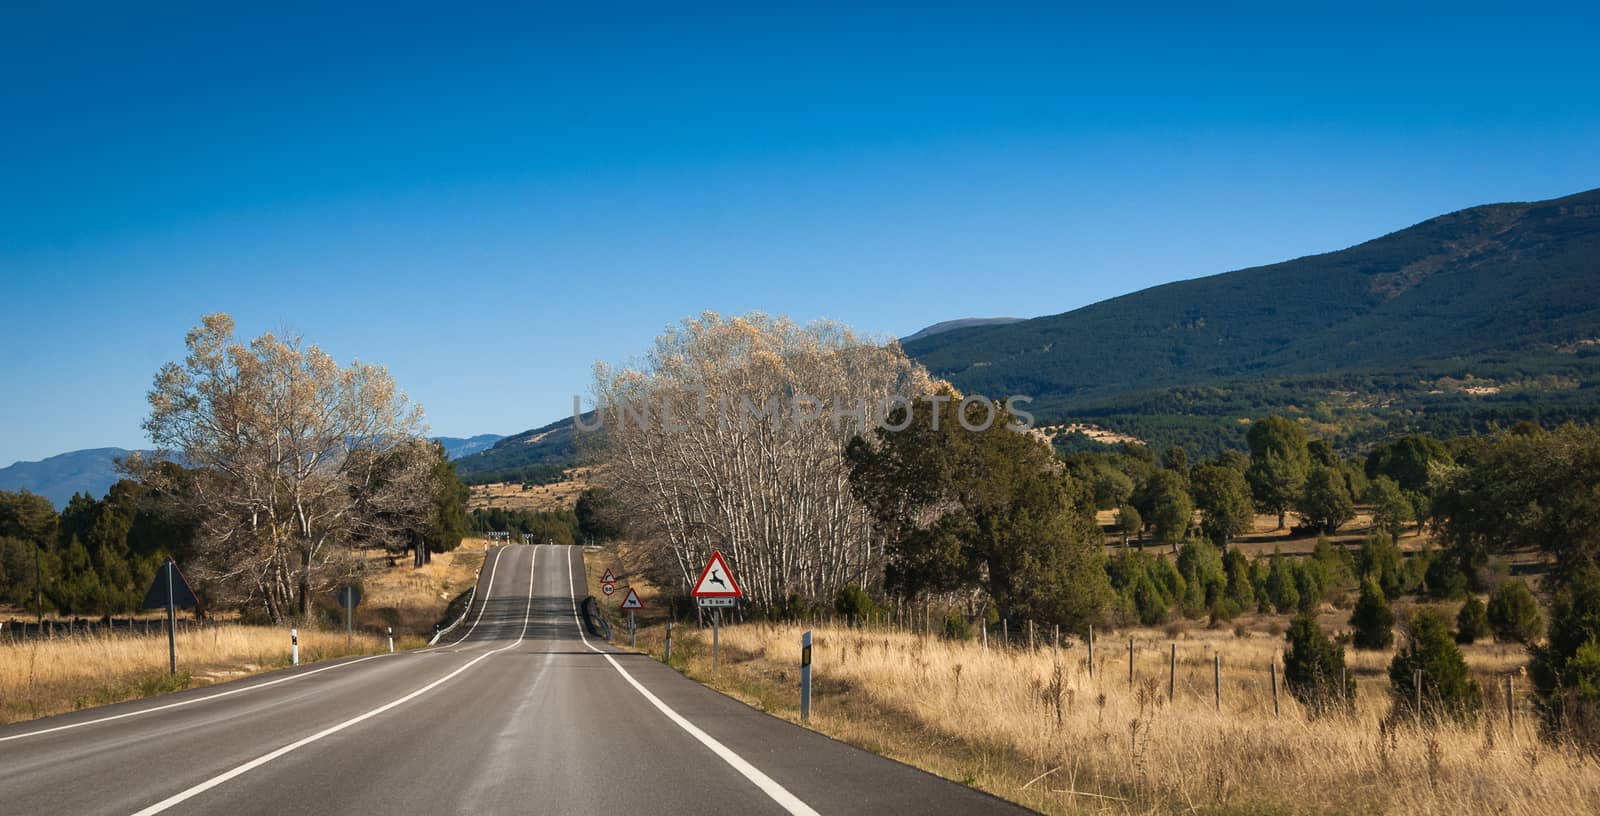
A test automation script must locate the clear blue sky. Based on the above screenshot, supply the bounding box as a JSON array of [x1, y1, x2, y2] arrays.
[[3, 4, 1598, 466]]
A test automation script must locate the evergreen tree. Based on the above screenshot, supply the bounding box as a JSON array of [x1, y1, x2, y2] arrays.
[[1265, 553, 1300, 615], [1358, 532, 1403, 599], [1297, 465, 1355, 534], [1284, 613, 1355, 716], [1456, 596, 1490, 644], [1486, 579, 1544, 644], [1389, 607, 1483, 723], [1191, 463, 1254, 551], [1529, 568, 1600, 751], [1351, 577, 1395, 649], [1246, 416, 1310, 529]]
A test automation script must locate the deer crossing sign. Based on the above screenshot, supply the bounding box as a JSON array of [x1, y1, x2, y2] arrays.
[[691, 551, 742, 599]]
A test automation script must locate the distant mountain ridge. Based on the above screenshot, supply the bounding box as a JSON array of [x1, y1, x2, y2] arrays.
[[904, 187, 1600, 426], [4, 434, 508, 508], [902, 317, 1024, 343]]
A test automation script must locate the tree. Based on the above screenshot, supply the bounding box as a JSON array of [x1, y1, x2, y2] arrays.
[[1161, 445, 1189, 474], [1177, 537, 1226, 616], [1366, 435, 1452, 494], [1357, 532, 1403, 599], [1246, 415, 1310, 529], [1366, 476, 1414, 541], [1191, 464, 1254, 551], [423, 443, 470, 556], [1351, 577, 1395, 649], [1456, 596, 1490, 644], [138, 313, 432, 621], [1114, 504, 1142, 548], [1529, 568, 1600, 750], [1135, 470, 1192, 551], [1265, 553, 1300, 615], [1297, 465, 1355, 535], [599, 312, 934, 608], [1223, 549, 1256, 614], [575, 488, 623, 543], [1486, 579, 1543, 644], [1284, 613, 1354, 716], [1388, 607, 1482, 723]]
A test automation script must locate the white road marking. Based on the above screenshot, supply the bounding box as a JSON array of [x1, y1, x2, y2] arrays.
[[563, 546, 820, 816], [5, 546, 512, 746], [427, 544, 508, 650], [0, 653, 390, 745], [127, 546, 539, 816]]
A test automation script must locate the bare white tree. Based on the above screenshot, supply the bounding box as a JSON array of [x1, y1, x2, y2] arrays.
[[587, 311, 935, 608], [136, 313, 431, 621]]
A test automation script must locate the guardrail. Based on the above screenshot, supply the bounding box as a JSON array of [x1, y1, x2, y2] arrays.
[[429, 549, 492, 645]]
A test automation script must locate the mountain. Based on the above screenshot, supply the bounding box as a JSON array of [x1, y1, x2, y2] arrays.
[[904, 187, 1600, 451], [450, 416, 585, 484], [902, 317, 1024, 344], [433, 434, 505, 460], [5, 434, 509, 508], [0, 448, 142, 509]]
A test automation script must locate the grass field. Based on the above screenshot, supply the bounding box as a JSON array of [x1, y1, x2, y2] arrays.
[[466, 466, 595, 512], [583, 546, 1598, 815]]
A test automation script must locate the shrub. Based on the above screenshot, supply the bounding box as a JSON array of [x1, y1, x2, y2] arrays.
[[1487, 579, 1544, 644], [1530, 569, 1600, 751], [1351, 577, 1395, 650], [1424, 551, 1470, 600], [1284, 613, 1355, 717], [833, 583, 879, 622], [1265, 553, 1300, 615], [1357, 532, 1402, 599], [942, 609, 972, 641], [1456, 596, 1490, 644], [1223, 549, 1255, 611], [1388, 607, 1482, 723]]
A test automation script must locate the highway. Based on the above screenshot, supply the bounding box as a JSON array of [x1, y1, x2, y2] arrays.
[[0, 545, 1029, 815]]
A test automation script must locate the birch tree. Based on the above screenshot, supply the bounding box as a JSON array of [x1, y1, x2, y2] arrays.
[[587, 311, 934, 609], [136, 313, 431, 621]]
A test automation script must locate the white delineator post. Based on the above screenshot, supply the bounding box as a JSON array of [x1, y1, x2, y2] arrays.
[[387, 626, 394, 653], [800, 629, 813, 723], [291, 628, 299, 667]]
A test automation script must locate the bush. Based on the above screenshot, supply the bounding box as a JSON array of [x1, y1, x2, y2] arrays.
[[833, 583, 879, 622], [1456, 596, 1490, 644], [1351, 577, 1395, 650], [1358, 532, 1403, 599], [1530, 569, 1600, 750], [1265, 552, 1300, 615], [1487, 579, 1544, 644], [1424, 551, 1470, 600], [1284, 613, 1355, 717], [942, 609, 972, 641], [1388, 607, 1482, 723]]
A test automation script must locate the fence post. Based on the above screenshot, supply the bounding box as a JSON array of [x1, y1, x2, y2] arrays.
[[1270, 660, 1279, 718], [1168, 643, 1176, 702], [665, 620, 673, 663], [1214, 653, 1221, 712], [1053, 624, 1059, 650], [1029, 620, 1035, 651], [800, 629, 813, 723], [1088, 625, 1095, 678], [981, 623, 988, 651], [1414, 669, 1423, 721], [1002, 619, 1009, 648], [1128, 638, 1134, 687]]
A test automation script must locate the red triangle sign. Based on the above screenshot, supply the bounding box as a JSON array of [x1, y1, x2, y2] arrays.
[[691, 551, 742, 598], [620, 587, 644, 610], [600, 568, 617, 585]]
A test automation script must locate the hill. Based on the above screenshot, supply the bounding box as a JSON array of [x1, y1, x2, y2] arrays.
[[901, 317, 1024, 343], [0, 448, 143, 509], [904, 187, 1600, 452], [450, 415, 586, 485], [433, 434, 505, 460]]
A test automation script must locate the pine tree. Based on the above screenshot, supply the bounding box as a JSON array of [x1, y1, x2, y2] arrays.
[[1284, 613, 1355, 717], [1351, 577, 1395, 649], [1389, 607, 1482, 723]]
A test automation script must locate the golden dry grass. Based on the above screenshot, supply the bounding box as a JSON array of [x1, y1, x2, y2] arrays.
[[628, 619, 1600, 815], [466, 467, 595, 512], [0, 625, 401, 725], [353, 537, 487, 634]]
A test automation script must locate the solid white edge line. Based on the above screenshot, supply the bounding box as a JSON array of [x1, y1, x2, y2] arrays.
[[0, 653, 391, 745], [127, 546, 539, 816], [436, 544, 507, 649], [563, 546, 820, 816]]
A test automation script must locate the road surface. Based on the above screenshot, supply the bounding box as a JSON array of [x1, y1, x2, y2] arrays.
[[0, 545, 1029, 815]]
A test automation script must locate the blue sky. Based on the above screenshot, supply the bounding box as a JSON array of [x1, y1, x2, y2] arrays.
[[3, 4, 1598, 466]]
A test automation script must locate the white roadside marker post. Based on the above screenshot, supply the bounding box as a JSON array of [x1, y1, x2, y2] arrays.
[[800, 629, 813, 724], [387, 626, 394, 653], [665, 620, 673, 663], [291, 628, 299, 667]]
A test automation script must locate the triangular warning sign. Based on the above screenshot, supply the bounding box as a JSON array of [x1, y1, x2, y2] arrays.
[[142, 558, 199, 611], [620, 588, 644, 610], [600, 567, 617, 584], [691, 551, 742, 598]]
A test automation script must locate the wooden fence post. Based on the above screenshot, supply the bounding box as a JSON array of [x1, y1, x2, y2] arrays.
[[1128, 638, 1134, 687], [1168, 643, 1176, 702], [1506, 674, 1515, 733], [1270, 660, 1280, 718], [1214, 653, 1221, 712], [1087, 625, 1095, 678]]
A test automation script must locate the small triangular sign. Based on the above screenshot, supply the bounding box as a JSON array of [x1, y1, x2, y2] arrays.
[[691, 551, 742, 598], [620, 588, 644, 610], [600, 568, 617, 585], [142, 558, 199, 610]]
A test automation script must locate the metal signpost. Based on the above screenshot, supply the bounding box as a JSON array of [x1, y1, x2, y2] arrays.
[[691, 551, 743, 673], [338, 586, 363, 646], [620, 587, 643, 648], [141, 558, 199, 675]]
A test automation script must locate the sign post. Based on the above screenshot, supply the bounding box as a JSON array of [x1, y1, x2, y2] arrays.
[[801, 629, 813, 723], [620, 587, 643, 648], [338, 586, 363, 646], [691, 551, 743, 673], [141, 558, 198, 675]]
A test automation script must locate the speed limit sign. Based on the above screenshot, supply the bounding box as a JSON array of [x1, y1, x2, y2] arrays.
[[601, 583, 615, 596]]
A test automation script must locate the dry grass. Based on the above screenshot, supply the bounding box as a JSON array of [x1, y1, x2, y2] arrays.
[[353, 537, 487, 635], [0, 625, 403, 725], [467, 467, 595, 512], [627, 619, 1600, 815]]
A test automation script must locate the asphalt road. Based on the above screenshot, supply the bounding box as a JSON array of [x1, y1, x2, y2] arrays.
[[0, 545, 1030, 815]]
